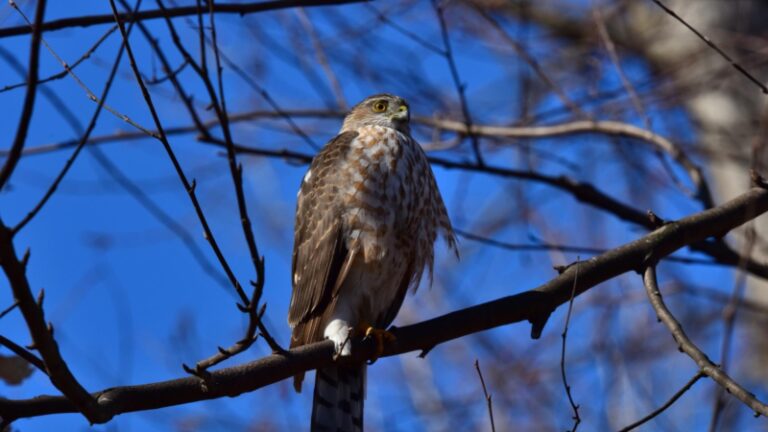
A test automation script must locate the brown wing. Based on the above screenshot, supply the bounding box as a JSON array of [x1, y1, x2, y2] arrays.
[[288, 131, 358, 334]]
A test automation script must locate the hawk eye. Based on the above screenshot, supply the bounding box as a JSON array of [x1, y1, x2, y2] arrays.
[[372, 101, 388, 112]]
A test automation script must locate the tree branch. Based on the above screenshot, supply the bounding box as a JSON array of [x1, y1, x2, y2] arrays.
[[2, 185, 767, 423], [642, 266, 768, 417], [0, 222, 106, 423], [0, 0, 47, 191], [0, 0, 365, 39]]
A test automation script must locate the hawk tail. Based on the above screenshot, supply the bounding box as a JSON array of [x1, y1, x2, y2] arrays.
[[311, 365, 364, 432]]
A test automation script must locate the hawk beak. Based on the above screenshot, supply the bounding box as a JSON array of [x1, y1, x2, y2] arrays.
[[392, 105, 409, 121]]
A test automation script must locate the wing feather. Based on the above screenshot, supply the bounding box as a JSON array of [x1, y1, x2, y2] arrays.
[[288, 131, 358, 329]]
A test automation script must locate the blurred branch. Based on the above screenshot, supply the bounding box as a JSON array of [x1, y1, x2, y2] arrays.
[[421, 117, 714, 208], [0, 0, 366, 39], [295, 8, 347, 110], [3, 184, 767, 423], [454, 228, 722, 266], [472, 6, 587, 119], [709, 226, 756, 431], [642, 266, 768, 417], [650, 0, 768, 94], [432, 0, 484, 166]]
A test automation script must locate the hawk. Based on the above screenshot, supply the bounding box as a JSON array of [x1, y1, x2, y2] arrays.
[[289, 93, 457, 431]]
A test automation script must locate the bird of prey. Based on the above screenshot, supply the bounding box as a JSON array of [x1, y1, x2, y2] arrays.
[[289, 93, 457, 431]]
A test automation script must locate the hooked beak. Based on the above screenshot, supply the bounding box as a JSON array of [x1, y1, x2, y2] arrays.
[[392, 104, 409, 122]]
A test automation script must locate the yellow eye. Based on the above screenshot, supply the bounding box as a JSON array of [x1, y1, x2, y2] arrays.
[[372, 101, 388, 112]]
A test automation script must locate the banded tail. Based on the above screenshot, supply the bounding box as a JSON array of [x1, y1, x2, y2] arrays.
[[311, 365, 365, 432]]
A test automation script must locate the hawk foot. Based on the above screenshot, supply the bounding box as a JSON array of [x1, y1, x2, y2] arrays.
[[356, 324, 396, 364]]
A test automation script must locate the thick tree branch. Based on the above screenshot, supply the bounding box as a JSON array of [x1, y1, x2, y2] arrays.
[[0, 0, 365, 39], [2, 185, 767, 423]]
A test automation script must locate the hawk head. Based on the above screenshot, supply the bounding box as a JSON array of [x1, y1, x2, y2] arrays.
[[341, 93, 411, 134]]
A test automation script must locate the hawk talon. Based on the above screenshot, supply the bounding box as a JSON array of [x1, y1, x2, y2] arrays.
[[362, 326, 396, 363]]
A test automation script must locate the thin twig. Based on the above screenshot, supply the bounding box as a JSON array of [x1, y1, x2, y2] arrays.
[[366, 4, 444, 54], [593, 5, 693, 199], [0, 25, 118, 94], [473, 7, 587, 119], [12, 1, 141, 235], [0, 334, 47, 374], [295, 8, 347, 109], [0, 0, 366, 39], [618, 372, 706, 432], [9, 3, 158, 139], [116, 0, 209, 136], [650, 0, 768, 94], [207, 39, 319, 150], [106, 0, 247, 322], [455, 228, 722, 266], [143, 59, 189, 85], [642, 266, 768, 417], [474, 359, 496, 432], [154, 0, 283, 363], [432, 0, 484, 166], [560, 261, 581, 431], [0, 301, 19, 320], [709, 226, 757, 431]]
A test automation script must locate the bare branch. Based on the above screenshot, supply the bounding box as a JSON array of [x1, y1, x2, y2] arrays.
[[106, 0, 246, 310], [0, 25, 118, 94], [710, 226, 757, 430], [0, 222, 106, 423], [650, 0, 768, 95], [12, 1, 140, 235], [642, 266, 768, 417], [0, 334, 47, 374], [432, 0, 484, 166], [474, 359, 496, 432], [0, 0, 47, 191], [0, 0, 366, 39], [560, 262, 581, 431], [618, 372, 706, 432]]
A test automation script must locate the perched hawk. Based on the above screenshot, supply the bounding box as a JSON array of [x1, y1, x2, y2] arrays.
[[289, 93, 457, 431]]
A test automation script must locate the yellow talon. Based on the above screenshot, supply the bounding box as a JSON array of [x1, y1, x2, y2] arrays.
[[363, 326, 396, 362]]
